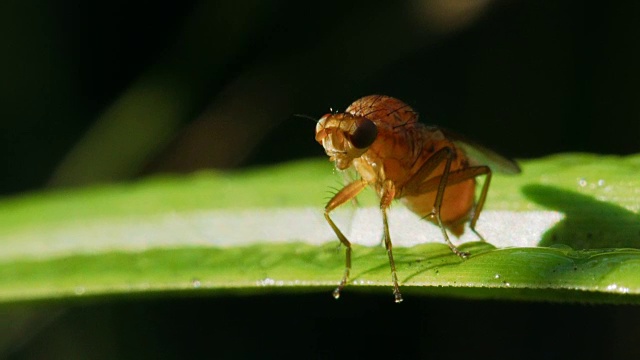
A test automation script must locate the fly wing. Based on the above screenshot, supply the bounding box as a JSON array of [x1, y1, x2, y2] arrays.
[[440, 128, 521, 174]]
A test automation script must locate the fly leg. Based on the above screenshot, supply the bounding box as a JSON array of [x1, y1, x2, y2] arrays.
[[429, 148, 468, 258], [324, 179, 368, 299], [468, 166, 492, 241], [401, 147, 467, 257], [341, 168, 361, 207], [404, 155, 492, 257], [380, 180, 403, 303]]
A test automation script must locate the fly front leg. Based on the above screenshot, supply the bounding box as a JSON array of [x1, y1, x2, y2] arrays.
[[380, 179, 403, 303], [324, 179, 368, 299]]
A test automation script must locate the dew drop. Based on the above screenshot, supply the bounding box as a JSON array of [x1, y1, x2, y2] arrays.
[[74, 286, 86, 295], [257, 278, 276, 286], [192, 279, 202, 289], [578, 178, 587, 187], [494, 274, 501, 279]]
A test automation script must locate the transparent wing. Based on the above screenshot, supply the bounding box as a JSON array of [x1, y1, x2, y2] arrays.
[[440, 127, 521, 174]]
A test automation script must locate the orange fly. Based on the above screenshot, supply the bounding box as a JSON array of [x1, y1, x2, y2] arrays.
[[315, 95, 520, 303]]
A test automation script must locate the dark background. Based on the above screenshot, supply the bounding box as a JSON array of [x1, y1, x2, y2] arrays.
[[2, 0, 640, 358], [2, 0, 639, 195]]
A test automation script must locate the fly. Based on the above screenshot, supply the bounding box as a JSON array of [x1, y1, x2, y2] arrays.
[[315, 95, 520, 303]]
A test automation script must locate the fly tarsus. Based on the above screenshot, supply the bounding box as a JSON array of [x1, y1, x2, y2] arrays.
[[332, 251, 351, 300]]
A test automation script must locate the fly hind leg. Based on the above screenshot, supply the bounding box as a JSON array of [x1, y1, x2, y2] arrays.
[[402, 148, 492, 258], [426, 164, 493, 245], [468, 166, 492, 242], [402, 147, 468, 257]]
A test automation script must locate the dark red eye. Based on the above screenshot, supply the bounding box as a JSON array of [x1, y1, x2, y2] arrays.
[[349, 118, 378, 149]]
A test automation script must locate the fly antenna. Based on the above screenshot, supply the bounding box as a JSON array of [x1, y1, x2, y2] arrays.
[[293, 113, 318, 123]]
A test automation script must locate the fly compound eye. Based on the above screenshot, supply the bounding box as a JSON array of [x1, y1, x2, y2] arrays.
[[349, 118, 378, 149]]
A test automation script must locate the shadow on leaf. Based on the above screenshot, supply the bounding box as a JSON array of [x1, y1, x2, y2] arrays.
[[522, 184, 640, 249]]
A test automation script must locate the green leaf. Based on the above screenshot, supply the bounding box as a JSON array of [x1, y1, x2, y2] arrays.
[[1, 154, 640, 304]]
